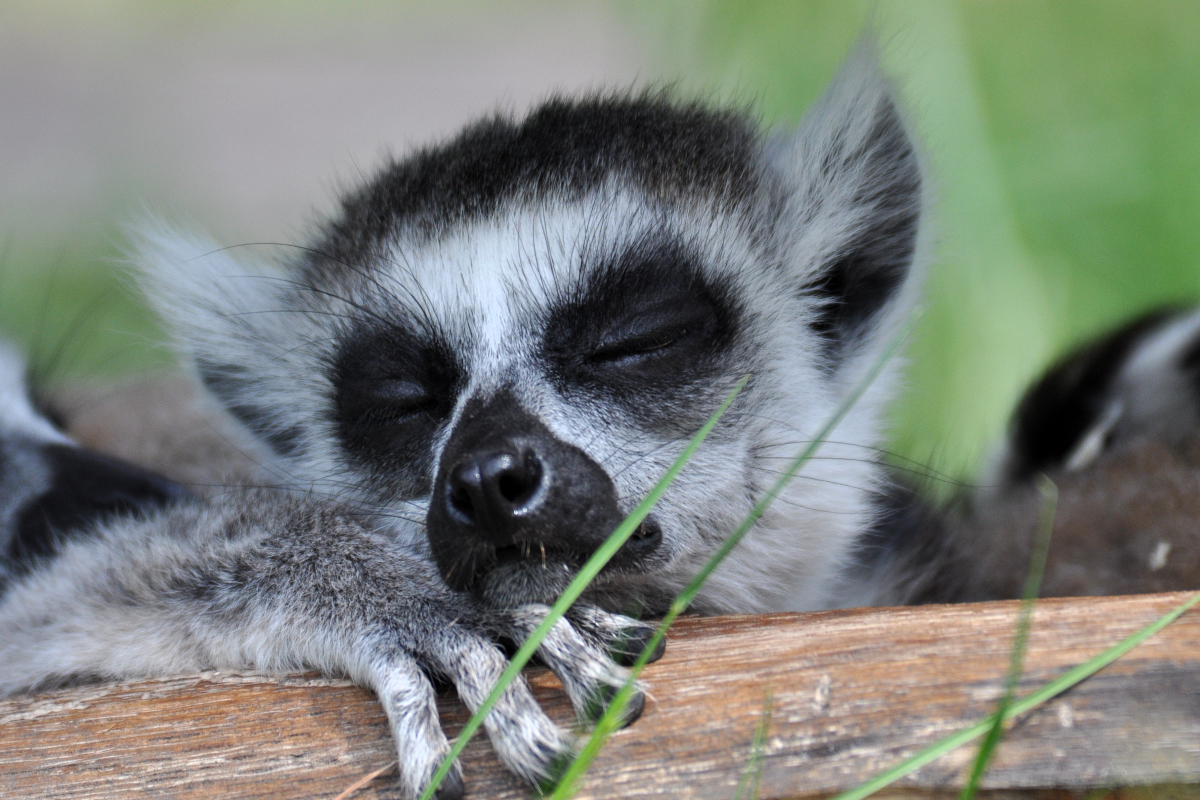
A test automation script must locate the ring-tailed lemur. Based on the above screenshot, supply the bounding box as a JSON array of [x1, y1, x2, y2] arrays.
[[858, 305, 1200, 606], [3, 45, 1198, 799]]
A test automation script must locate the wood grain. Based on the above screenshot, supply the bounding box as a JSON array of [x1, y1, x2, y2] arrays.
[[2, 592, 1198, 799]]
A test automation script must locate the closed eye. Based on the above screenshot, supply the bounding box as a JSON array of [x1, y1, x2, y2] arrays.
[[539, 237, 742, 412], [588, 325, 691, 363], [354, 380, 439, 425]]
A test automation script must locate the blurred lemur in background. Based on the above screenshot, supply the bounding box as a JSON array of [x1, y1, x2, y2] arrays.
[[3, 45, 1199, 799]]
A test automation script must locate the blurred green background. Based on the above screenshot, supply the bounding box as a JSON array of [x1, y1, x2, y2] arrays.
[[4, 1, 1200, 482]]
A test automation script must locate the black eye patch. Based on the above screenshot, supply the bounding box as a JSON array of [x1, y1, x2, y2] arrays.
[[342, 379, 439, 425], [541, 238, 742, 419], [332, 322, 462, 499], [586, 300, 718, 367]]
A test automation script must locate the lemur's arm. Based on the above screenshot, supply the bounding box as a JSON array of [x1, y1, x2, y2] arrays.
[[0, 350, 652, 800], [0, 490, 652, 798]]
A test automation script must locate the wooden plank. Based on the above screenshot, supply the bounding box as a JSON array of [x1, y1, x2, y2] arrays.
[[2, 592, 1198, 799]]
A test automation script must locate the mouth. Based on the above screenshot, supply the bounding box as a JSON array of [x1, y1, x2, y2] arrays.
[[623, 520, 664, 558], [489, 520, 661, 566], [463, 518, 665, 606]]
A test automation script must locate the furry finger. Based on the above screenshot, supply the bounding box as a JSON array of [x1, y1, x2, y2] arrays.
[[508, 605, 645, 727], [368, 654, 464, 800], [431, 632, 570, 789], [565, 605, 666, 666]]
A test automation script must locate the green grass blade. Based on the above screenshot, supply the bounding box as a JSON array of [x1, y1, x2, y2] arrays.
[[417, 376, 747, 800], [831, 589, 1200, 800], [958, 475, 1057, 800], [733, 693, 774, 800], [549, 320, 917, 799]]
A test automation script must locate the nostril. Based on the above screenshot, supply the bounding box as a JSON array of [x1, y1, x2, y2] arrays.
[[448, 482, 475, 521], [447, 462, 483, 523], [496, 473, 525, 503], [445, 448, 545, 530], [496, 451, 543, 508]]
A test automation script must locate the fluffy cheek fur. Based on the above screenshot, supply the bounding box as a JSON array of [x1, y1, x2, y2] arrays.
[[134, 42, 924, 621], [549, 327, 894, 616], [597, 364, 895, 615]]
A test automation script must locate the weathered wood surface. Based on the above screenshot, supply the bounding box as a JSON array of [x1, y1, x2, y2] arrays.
[[2, 592, 1198, 799]]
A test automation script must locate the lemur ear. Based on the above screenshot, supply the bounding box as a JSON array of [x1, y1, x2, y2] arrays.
[[771, 40, 923, 362], [131, 227, 310, 459]]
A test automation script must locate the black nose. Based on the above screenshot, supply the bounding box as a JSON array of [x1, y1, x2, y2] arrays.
[[426, 391, 638, 593], [446, 447, 544, 537]]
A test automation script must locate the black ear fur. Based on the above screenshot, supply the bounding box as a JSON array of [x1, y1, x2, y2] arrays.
[[1004, 307, 1180, 482], [778, 44, 923, 364], [806, 95, 920, 358]]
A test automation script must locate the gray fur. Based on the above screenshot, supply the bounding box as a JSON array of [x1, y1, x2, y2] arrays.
[[5, 40, 1200, 799], [0, 344, 63, 577], [134, 43, 926, 614], [0, 483, 654, 793], [0, 44, 933, 799]]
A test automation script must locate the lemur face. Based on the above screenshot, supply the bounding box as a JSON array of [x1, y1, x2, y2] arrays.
[[318, 190, 767, 611], [141, 48, 926, 614]]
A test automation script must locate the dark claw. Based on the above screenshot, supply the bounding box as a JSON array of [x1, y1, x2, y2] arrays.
[[618, 686, 646, 727], [583, 682, 646, 727], [433, 770, 465, 800], [609, 626, 666, 667]]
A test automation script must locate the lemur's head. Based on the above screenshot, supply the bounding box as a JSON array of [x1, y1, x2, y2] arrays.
[[140, 46, 925, 615]]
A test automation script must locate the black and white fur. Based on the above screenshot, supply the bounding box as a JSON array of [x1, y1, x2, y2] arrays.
[[132, 45, 923, 617], [852, 305, 1200, 607], [2, 44, 1196, 798], [0, 347, 654, 798]]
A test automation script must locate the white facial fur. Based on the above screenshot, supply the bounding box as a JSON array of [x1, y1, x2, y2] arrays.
[[136, 44, 925, 614]]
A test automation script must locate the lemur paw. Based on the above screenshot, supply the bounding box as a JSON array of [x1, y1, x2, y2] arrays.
[[361, 603, 654, 798], [363, 627, 563, 798], [565, 606, 666, 668], [506, 605, 654, 726]]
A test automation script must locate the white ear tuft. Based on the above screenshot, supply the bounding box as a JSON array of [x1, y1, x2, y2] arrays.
[[129, 224, 318, 458], [130, 223, 285, 356]]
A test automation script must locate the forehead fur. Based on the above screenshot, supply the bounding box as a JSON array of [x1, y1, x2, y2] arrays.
[[315, 189, 773, 366], [306, 92, 764, 277]]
